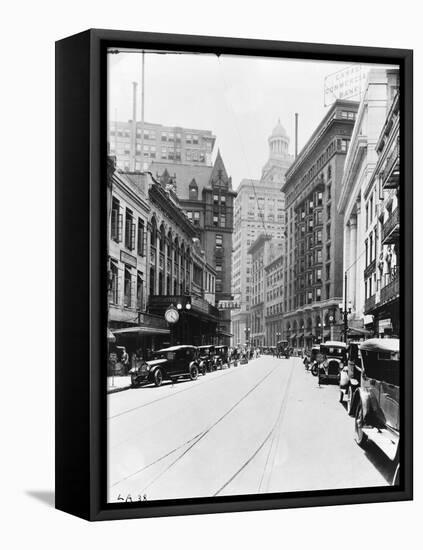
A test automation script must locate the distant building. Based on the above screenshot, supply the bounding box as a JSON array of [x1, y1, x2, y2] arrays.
[[231, 120, 293, 346], [248, 235, 284, 347], [109, 120, 216, 172], [338, 69, 396, 338], [265, 252, 284, 346], [282, 100, 359, 348], [150, 151, 236, 344]]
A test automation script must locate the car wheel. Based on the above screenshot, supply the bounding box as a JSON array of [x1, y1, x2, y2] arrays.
[[392, 463, 400, 486], [347, 386, 355, 416], [190, 365, 198, 381], [311, 364, 318, 376], [354, 401, 368, 447], [153, 368, 163, 387]]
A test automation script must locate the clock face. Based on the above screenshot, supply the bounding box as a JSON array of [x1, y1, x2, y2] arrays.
[[165, 307, 179, 324]]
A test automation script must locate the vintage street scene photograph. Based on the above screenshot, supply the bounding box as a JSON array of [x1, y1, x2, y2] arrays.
[[106, 50, 400, 503]]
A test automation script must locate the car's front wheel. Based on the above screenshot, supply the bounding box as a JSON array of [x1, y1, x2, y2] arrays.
[[189, 365, 198, 381], [347, 386, 355, 416], [153, 368, 163, 387], [354, 401, 367, 447]]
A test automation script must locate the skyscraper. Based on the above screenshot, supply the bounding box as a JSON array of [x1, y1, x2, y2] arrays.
[[231, 120, 293, 345]]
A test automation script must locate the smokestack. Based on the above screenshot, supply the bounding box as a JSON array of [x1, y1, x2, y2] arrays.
[[130, 81, 138, 171], [295, 113, 298, 158]]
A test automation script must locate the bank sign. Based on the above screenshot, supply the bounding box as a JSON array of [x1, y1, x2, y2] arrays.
[[324, 65, 368, 107]]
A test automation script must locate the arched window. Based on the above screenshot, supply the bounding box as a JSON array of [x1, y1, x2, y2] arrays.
[[189, 179, 198, 200], [150, 217, 157, 247]]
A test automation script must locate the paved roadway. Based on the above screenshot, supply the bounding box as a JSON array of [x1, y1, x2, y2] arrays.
[[107, 356, 394, 502]]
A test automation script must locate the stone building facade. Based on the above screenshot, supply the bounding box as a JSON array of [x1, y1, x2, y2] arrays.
[[248, 235, 284, 347], [149, 151, 236, 343], [363, 70, 400, 336], [281, 100, 359, 348], [338, 69, 397, 338], [108, 163, 219, 353], [265, 252, 284, 346]]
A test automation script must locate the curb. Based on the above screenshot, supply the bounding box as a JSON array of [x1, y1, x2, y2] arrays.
[[107, 384, 132, 395]]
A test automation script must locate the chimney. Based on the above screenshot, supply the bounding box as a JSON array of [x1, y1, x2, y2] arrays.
[[130, 81, 138, 171]]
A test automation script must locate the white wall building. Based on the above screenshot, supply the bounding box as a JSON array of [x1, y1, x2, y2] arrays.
[[338, 68, 399, 335]]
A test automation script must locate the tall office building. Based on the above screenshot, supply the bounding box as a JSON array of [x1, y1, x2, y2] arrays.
[[109, 120, 216, 172], [231, 120, 293, 345], [282, 100, 359, 348]]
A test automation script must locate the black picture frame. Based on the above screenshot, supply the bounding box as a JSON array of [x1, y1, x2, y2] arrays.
[[55, 28, 413, 521]]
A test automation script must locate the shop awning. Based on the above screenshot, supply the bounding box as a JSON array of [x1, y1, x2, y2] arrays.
[[305, 332, 313, 338], [323, 330, 330, 338], [113, 326, 170, 336], [347, 327, 372, 337], [290, 333, 297, 339], [217, 330, 233, 338], [107, 328, 116, 342]]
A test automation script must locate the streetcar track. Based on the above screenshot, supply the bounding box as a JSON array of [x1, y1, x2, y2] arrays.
[[110, 430, 205, 488], [112, 365, 278, 491], [213, 359, 296, 497], [108, 365, 243, 420]]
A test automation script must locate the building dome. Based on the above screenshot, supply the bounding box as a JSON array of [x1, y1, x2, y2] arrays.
[[271, 118, 288, 139]]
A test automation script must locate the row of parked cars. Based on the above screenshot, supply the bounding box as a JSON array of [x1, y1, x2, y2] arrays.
[[130, 344, 232, 388], [306, 338, 400, 485]]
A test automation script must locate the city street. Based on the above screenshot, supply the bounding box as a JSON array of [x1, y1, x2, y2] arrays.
[[107, 356, 394, 502]]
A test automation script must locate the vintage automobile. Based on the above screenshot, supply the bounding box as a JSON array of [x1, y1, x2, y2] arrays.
[[307, 345, 321, 374], [197, 345, 216, 374], [317, 341, 347, 384], [339, 341, 363, 413], [215, 345, 230, 369], [130, 345, 200, 387], [350, 338, 400, 484], [277, 340, 290, 358]]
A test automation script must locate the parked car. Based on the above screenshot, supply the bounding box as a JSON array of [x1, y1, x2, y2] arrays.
[[215, 345, 230, 368], [317, 341, 347, 384], [339, 341, 363, 413], [350, 338, 400, 484], [130, 345, 200, 387], [197, 345, 216, 374]]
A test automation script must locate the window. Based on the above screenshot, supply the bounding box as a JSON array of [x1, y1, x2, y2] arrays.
[[326, 244, 331, 261], [216, 234, 223, 248], [137, 272, 143, 310], [213, 214, 219, 227], [220, 215, 226, 228], [189, 182, 198, 200], [316, 288, 321, 301], [161, 132, 167, 142], [125, 208, 135, 250], [137, 219, 145, 256], [340, 139, 349, 152], [109, 261, 119, 304], [111, 197, 122, 242], [316, 268, 322, 283], [186, 134, 192, 144], [326, 283, 330, 299], [213, 194, 219, 204], [221, 195, 226, 205], [124, 268, 132, 308], [327, 165, 332, 180], [193, 212, 200, 226], [307, 291, 313, 304]]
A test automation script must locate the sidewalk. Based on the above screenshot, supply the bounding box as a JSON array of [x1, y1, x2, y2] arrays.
[[107, 375, 132, 394]]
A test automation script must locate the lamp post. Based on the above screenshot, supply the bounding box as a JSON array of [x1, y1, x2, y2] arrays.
[[276, 331, 281, 346], [244, 327, 251, 346], [339, 272, 352, 343]]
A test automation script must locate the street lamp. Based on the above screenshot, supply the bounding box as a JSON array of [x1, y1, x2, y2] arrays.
[[244, 327, 251, 345], [339, 271, 352, 343]]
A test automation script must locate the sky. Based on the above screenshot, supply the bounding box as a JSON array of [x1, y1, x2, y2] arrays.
[[107, 51, 393, 188]]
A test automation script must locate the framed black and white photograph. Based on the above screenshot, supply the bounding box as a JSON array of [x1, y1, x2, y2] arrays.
[[55, 29, 413, 521]]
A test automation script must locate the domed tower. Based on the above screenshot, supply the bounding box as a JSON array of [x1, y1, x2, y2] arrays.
[[268, 118, 290, 158], [261, 119, 293, 185]]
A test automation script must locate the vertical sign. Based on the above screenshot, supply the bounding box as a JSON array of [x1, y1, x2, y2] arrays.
[[324, 65, 368, 107]]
